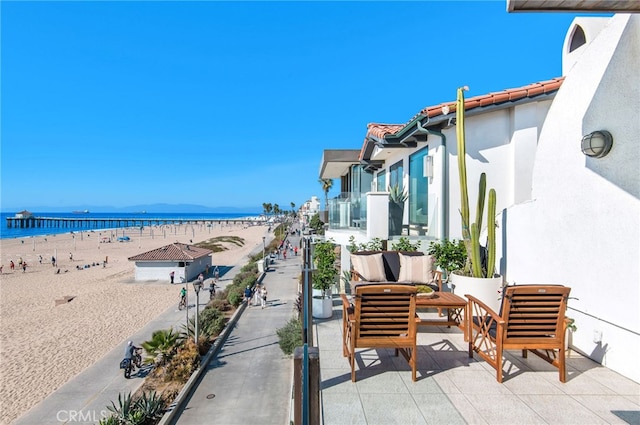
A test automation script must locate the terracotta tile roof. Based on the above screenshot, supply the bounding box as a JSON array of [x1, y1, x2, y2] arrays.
[[409, 77, 565, 124], [366, 123, 404, 139], [360, 123, 405, 159], [128, 243, 212, 262], [358, 77, 565, 161]]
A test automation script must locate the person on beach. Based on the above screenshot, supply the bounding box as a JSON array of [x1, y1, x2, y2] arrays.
[[22, 262, 27, 273], [51, 256, 56, 267], [69, 252, 73, 261], [39, 255, 43, 264], [198, 273, 204, 285], [180, 286, 187, 303], [244, 285, 252, 307], [209, 280, 217, 299], [170, 271, 175, 284], [261, 285, 267, 309], [253, 283, 261, 306], [10, 260, 14, 270], [214, 266, 219, 282]]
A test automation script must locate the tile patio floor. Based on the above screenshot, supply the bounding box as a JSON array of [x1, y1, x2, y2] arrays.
[[315, 300, 640, 425]]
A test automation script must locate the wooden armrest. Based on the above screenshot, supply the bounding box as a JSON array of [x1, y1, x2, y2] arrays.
[[351, 270, 365, 281], [433, 270, 443, 292], [466, 294, 501, 321]]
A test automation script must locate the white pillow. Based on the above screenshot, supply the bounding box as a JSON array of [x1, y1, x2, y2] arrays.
[[350, 253, 386, 282], [398, 253, 433, 284]]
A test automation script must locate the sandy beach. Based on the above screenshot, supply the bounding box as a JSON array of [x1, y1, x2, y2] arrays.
[[0, 221, 269, 424]]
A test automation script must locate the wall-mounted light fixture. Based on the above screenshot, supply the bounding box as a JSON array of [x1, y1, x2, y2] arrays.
[[581, 130, 613, 158], [423, 155, 434, 180]]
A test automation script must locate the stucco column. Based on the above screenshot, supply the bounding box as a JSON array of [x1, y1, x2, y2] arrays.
[[366, 192, 389, 240]]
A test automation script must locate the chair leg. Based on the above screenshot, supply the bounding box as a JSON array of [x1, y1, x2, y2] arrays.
[[411, 346, 417, 382], [350, 340, 357, 382], [559, 348, 567, 383], [496, 345, 504, 383]]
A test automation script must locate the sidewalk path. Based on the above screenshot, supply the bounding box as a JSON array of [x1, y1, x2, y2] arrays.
[[11, 239, 274, 425], [173, 233, 301, 424]]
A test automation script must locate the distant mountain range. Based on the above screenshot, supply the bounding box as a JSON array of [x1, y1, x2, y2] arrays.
[[1, 204, 261, 214]]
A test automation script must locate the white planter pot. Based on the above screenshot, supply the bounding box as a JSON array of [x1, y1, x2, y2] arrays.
[[312, 287, 332, 298], [312, 295, 333, 319], [450, 272, 503, 313]]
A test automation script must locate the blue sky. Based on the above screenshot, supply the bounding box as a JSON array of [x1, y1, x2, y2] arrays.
[[1, 1, 589, 212]]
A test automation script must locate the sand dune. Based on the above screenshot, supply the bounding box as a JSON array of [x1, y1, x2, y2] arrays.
[[0, 222, 268, 423]]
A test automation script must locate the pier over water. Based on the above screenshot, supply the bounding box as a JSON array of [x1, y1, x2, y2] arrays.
[[5, 216, 260, 230]]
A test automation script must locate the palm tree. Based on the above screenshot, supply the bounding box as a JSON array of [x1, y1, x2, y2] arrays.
[[318, 178, 333, 209], [141, 328, 180, 366], [262, 203, 273, 217]]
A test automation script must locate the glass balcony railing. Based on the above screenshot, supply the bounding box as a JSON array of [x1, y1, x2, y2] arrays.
[[327, 192, 367, 231]]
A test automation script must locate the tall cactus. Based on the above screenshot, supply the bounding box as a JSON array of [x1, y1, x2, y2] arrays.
[[456, 87, 497, 278]]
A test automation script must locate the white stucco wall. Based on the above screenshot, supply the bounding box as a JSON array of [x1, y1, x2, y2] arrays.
[[502, 15, 640, 383], [445, 103, 552, 248], [133, 256, 212, 282], [134, 262, 180, 282]]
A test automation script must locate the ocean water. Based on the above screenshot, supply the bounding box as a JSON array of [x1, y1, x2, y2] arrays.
[[0, 212, 260, 240]]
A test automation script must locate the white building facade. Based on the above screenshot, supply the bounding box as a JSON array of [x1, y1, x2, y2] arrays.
[[319, 14, 639, 383], [502, 14, 640, 383]]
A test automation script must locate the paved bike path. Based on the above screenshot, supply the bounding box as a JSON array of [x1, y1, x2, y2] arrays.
[[12, 239, 272, 425], [171, 237, 301, 425]]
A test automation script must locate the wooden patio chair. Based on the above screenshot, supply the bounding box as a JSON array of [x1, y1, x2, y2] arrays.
[[467, 285, 571, 383], [341, 284, 420, 382]]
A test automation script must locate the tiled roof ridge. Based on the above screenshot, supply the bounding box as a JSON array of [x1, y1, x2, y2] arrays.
[[414, 76, 565, 122], [128, 242, 212, 261]]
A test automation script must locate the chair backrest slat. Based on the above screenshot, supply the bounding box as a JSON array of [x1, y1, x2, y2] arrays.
[[502, 286, 570, 343], [354, 285, 416, 341]]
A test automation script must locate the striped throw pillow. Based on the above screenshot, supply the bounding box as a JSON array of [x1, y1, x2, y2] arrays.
[[398, 253, 434, 284], [350, 253, 386, 282]]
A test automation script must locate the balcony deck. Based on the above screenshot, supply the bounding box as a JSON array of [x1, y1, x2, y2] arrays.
[[316, 299, 640, 424]]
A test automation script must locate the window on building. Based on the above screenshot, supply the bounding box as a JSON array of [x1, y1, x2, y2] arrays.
[[376, 170, 386, 192], [389, 160, 403, 189], [569, 25, 586, 52], [409, 148, 428, 226]]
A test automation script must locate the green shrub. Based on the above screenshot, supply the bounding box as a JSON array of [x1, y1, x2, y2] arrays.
[[391, 237, 421, 252], [103, 390, 165, 425], [164, 340, 199, 383], [199, 307, 226, 339], [227, 287, 244, 307], [207, 297, 231, 312], [276, 317, 303, 355]]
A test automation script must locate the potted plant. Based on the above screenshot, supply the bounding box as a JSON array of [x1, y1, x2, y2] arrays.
[[449, 86, 503, 312], [391, 237, 421, 252], [427, 239, 467, 283], [389, 183, 408, 236], [312, 238, 337, 318]]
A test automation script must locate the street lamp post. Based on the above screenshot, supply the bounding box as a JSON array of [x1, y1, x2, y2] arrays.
[[192, 280, 203, 346], [262, 236, 266, 259]]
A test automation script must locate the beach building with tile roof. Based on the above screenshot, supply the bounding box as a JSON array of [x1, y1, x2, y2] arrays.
[[128, 242, 212, 282]]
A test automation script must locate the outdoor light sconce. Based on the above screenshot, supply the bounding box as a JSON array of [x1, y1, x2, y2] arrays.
[[581, 130, 613, 158], [423, 155, 434, 180]]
